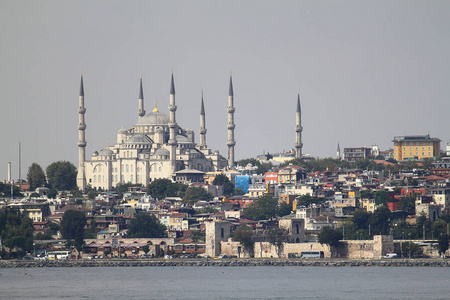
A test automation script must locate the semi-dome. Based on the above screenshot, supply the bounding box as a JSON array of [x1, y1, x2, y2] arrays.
[[125, 133, 153, 145], [176, 135, 191, 143], [135, 112, 170, 126]]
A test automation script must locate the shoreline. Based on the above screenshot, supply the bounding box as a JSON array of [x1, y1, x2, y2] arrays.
[[1, 258, 449, 268]]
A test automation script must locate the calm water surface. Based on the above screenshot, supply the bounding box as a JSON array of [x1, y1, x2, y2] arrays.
[[1, 266, 449, 299]]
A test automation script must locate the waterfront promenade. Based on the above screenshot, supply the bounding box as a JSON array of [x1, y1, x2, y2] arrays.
[[1, 258, 449, 268]]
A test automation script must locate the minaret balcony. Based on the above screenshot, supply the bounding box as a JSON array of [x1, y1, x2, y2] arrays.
[[227, 140, 236, 146], [78, 141, 87, 147], [169, 105, 177, 111], [227, 107, 235, 113], [78, 108, 86, 114], [78, 124, 86, 130], [227, 124, 236, 130], [199, 128, 207, 134]]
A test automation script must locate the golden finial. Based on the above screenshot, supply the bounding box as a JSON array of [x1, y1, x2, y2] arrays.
[[171, 67, 173, 74], [140, 73, 142, 79], [153, 99, 159, 113], [81, 70, 83, 76], [106, 140, 109, 149], [230, 69, 232, 76], [297, 89, 300, 94]]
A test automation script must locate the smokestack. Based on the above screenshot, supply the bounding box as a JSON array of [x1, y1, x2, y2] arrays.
[[8, 162, 11, 183]]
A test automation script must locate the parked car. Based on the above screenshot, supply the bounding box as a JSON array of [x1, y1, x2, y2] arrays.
[[384, 253, 398, 259]]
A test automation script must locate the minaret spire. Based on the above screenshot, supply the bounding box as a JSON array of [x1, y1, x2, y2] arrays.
[[168, 71, 178, 174], [336, 142, 341, 160], [199, 91, 207, 149], [138, 74, 145, 118], [295, 90, 303, 159], [227, 74, 236, 168], [77, 73, 87, 191]]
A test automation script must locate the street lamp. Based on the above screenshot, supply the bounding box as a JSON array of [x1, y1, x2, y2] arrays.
[[33, 242, 36, 257]]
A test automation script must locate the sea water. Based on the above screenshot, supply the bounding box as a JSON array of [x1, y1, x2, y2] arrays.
[[1, 266, 449, 299]]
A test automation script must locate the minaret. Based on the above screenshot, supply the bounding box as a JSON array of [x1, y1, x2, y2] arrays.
[[336, 142, 341, 160], [138, 74, 145, 118], [168, 71, 178, 174], [199, 91, 207, 149], [227, 74, 236, 168], [77, 73, 87, 191], [295, 91, 303, 159]]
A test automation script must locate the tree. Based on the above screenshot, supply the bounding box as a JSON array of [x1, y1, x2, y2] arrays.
[[279, 202, 292, 217], [127, 212, 166, 238], [27, 163, 46, 190], [295, 194, 326, 207], [182, 186, 213, 203], [244, 195, 278, 221], [142, 244, 150, 255], [0, 208, 34, 258], [147, 179, 187, 200], [318, 226, 343, 257], [212, 174, 234, 196], [401, 241, 423, 258], [374, 190, 388, 206], [232, 225, 254, 256], [353, 210, 371, 231], [399, 196, 415, 215], [268, 227, 288, 258], [437, 234, 450, 257], [60, 210, 87, 247], [369, 206, 391, 236], [46, 161, 77, 191], [47, 188, 58, 199]]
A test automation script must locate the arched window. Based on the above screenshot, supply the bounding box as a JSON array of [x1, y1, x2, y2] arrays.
[[93, 176, 96, 183], [126, 165, 129, 172], [115, 175, 118, 182], [131, 165, 133, 172], [131, 175, 133, 182]]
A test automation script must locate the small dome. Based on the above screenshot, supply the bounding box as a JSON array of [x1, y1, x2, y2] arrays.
[[118, 126, 127, 134], [99, 149, 113, 156], [125, 134, 153, 145], [154, 148, 170, 156], [92, 151, 99, 156]]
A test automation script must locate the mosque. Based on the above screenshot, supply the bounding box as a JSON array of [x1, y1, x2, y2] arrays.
[[76, 72, 303, 192]]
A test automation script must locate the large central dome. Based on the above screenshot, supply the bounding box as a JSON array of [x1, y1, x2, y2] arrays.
[[135, 111, 170, 126]]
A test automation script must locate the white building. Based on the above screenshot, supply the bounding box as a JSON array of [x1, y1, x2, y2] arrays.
[[77, 73, 229, 191]]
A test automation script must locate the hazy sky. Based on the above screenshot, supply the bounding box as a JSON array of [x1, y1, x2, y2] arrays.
[[1, 0, 450, 181]]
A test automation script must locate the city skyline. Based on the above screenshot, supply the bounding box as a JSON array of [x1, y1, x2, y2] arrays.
[[1, 1, 450, 180]]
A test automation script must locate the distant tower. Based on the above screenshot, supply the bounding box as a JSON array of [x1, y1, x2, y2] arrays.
[[168, 71, 178, 174], [227, 74, 236, 168], [295, 91, 303, 159], [77, 73, 87, 191], [336, 142, 341, 160], [137, 74, 145, 118], [199, 91, 207, 149]]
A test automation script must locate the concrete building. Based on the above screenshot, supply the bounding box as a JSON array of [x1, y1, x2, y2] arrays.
[[392, 134, 441, 161]]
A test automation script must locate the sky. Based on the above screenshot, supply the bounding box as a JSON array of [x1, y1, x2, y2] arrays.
[[1, 0, 450, 181]]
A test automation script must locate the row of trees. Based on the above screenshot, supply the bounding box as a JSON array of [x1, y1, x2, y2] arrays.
[[0, 208, 34, 258], [26, 161, 77, 191]]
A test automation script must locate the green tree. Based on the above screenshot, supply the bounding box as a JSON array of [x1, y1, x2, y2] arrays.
[[279, 202, 292, 217], [46, 161, 77, 191], [212, 174, 234, 196], [142, 244, 150, 255], [437, 234, 449, 257], [147, 179, 187, 200], [0, 208, 34, 258], [244, 195, 278, 221], [353, 210, 371, 231], [127, 212, 166, 238], [295, 194, 326, 207], [182, 186, 213, 203], [374, 190, 388, 206], [232, 225, 254, 256], [401, 241, 423, 258], [47, 188, 58, 199], [399, 196, 415, 215], [268, 227, 288, 258], [60, 210, 87, 247], [318, 226, 343, 257], [26, 163, 46, 190], [369, 206, 391, 236]]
